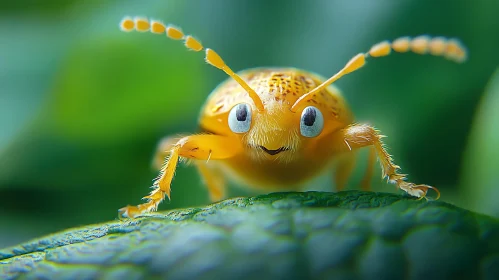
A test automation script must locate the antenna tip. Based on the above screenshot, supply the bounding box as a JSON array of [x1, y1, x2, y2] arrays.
[[445, 39, 468, 63], [120, 17, 135, 32]]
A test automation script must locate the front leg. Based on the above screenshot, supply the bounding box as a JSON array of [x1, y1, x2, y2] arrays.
[[119, 134, 241, 218], [330, 124, 440, 199], [151, 135, 182, 170]]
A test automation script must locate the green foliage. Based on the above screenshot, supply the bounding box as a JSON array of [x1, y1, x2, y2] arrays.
[[2, 191, 499, 279], [459, 68, 499, 217], [49, 36, 205, 144]]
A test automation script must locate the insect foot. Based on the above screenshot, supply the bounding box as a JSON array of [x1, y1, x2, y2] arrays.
[[397, 181, 441, 200]]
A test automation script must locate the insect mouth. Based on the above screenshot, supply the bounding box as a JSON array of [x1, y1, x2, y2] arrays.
[[259, 146, 289, 155]]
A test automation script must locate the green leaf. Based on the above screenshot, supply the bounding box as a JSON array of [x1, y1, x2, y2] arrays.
[[2, 191, 498, 279]]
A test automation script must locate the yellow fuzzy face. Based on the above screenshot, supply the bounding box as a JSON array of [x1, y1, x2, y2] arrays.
[[199, 68, 353, 163]]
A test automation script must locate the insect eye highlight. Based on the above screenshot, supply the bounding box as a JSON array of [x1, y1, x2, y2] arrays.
[[300, 106, 324, 138], [229, 103, 252, 133]]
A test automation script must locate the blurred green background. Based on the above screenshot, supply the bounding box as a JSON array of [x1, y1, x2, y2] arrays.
[[1, 0, 498, 248]]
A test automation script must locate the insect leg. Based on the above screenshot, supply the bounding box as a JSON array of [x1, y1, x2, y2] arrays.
[[331, 124, 440, 199], [151, 135, 186, 170], [119, 134, 241, 218], [360, 146, 376, 191], [195, 161, 226, 202]]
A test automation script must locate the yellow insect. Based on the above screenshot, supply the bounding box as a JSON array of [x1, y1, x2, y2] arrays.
[[118, 16, 467, 218]]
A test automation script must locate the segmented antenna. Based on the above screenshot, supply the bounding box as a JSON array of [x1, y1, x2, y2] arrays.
[[120, 16, 265, 112], [291, 35, 468, 112]]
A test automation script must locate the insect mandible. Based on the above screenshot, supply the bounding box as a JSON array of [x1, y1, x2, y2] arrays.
[[118, 16, 467, 218]]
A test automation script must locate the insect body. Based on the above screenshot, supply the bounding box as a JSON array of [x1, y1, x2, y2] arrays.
[[118, 17, 467, 218]]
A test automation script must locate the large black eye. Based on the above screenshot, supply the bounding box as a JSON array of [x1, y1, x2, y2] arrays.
[[300, 106, 324, 137], [236, 104, 247, 121], [303, 107, 316, 126], [228, 103, 252, 133]]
